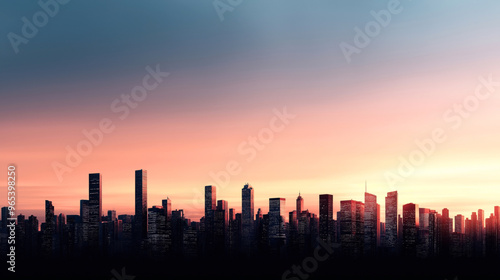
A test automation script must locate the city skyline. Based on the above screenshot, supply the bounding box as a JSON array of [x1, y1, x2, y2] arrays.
[[2, 169, 500, 278], [5, 170, 499, 233]]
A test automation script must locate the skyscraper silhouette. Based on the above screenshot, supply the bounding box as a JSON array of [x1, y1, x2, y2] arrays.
[[440, 208, 451, 257], [269, 198, 286, 254], [80, 200, 89, 246], [204, 185, 216, 254], [340, 200, 364, 258], [42, 200, 55, 255], [148, 205, 167, 256], [319, 194, 333, 246], [364, 192, 379, 256], [402, 203, 419, 257], [214, 200, 229, 253], [205, 185, 216, 217], [455, 214, 465, 233], [296, 192, 304, 215], [242, 183, 254, 253], [88, 173, 101, 250], [385, 191, 398, 254], [162, 197, 172, 221], [478, 209, 485, 256], [135, 169, 148, 240]]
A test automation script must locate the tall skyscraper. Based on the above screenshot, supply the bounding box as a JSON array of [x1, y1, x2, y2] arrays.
[[241, 183, 254, 252], [135, 169, 148, 240], [171, 209, 185, 255], [269, 198, 286, 246], [214, 200, 229, 252], [455, 214, 465, 233], [205, 185, 216, 218], [88, 173, 102, 249], [402, 203, 419, 257], [319, 194, 334, 246], [385, 191, 398, 252], [296, 193, 304, 215], [204, 185, 216, 253], [417, 208, 431, 258], [478, 209, 485, 256], [485, 213, 497, 257], [440, 208, 451, 257], [364, 192, 380, 256], [148, 205, 167, 256], [419, 208, 430, 231], [340, 200, 364, 257], [79, 200, 89, 245], [25, 215, 39, 257], [42, 200, 55, 255], [162, 197, 172, 221]]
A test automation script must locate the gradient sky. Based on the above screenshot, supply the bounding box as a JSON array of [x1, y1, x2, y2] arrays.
[[1, 1, 500, 224]]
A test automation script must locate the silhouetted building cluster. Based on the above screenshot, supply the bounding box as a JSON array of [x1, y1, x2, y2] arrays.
[[2, 171, 500, 262]]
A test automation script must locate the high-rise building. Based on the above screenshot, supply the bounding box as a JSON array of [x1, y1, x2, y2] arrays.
[[269, 198, 286, 247], [385, 191, 398, 252], [228, 209, 241, 256], [419, 208, 430, 231], [171, 209, 185, 255], [204, 185, 216, 254], [364, 192, 379, 256], [478, 209, 485, 256], [297, 209, 313, 255], [417, 208, 431, 258], [319, 194, 334, 246], [214, 200, 229, 252], [148, 205, 167, 256], [43, 200, 55, 255], [402, 203, 419, 257], [380, 222, 386, 247], [340, 200, 364, 257], [288, 210, 299, 255], [107, 210, 117, 222], [470, 212, 479, 257], [455, 214, 465, 233], [162, 197, 172, 221], [80, 200, 89, 245], [135, 169, 148, 240], [439, 210, 452, 257], [205, 185, 216, 218], [428, 210, 438, 257], [485, 213, 496, 257], [241, 183, 254, 252], [296, 193, 304, 215], [25, 215, 39, 258], [88, 173, 102, 249]]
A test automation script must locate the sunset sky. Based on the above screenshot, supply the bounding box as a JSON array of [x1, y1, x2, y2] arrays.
[[1, 1, 500, 224]]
